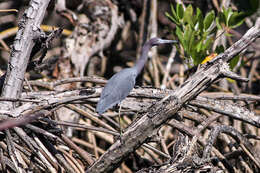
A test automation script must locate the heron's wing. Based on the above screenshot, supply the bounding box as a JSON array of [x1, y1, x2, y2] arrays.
[[96, 69, 137, 114]]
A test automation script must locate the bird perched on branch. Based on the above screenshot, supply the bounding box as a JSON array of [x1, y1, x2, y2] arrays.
[[96, 37, 177, 115]]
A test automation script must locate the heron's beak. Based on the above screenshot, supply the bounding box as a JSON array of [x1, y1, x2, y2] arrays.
[[159, 39, 178, 44]]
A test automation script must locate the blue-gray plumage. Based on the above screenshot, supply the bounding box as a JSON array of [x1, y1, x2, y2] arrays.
[[96, 37, 177, 114]]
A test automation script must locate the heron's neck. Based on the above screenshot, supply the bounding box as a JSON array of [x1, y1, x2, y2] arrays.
[[134, 44, 151, 74]]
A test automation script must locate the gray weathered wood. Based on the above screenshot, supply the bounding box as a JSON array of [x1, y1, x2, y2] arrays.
[[0, 0, 50, 112]]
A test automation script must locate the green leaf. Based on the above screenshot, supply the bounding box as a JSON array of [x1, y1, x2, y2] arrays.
[[176, 3, 184, 20], [228, 12, 245, 28], [227, 78, 235, 83], [196, 41, 203, 52], [190, 51, 199, 65], [183, 5, 194, 26], [225, 32, 233, 37], [170, 4, 178, 19], [176, 26, 184, 46], [196, 8, 203, 31], [202, 37, 213, 51], [166, 4, 181, 25], [183, 25, 193, 52], [188, 30, 195, 53], [209, 26, 217, 35], [223, 7, 233, 26], [229, 55, 240, 70], [165, 12, 180, 25], [218, 12, 226, 25], [240, 58, 245, 67], [216, 17, 222, 30], [203, 11, 215, 31], [192, 51, 205, 65]]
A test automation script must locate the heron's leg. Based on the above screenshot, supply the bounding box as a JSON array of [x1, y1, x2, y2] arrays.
[[118, 103, 123, 137]]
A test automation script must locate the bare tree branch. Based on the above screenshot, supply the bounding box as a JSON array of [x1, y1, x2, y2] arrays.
[[0, 0, 51, 111]]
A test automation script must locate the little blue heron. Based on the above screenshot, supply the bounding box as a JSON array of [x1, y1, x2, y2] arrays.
[[96, 37, 177, 114]]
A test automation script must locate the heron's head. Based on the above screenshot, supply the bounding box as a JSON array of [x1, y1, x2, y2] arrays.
[[148, 37, 178, 46]]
